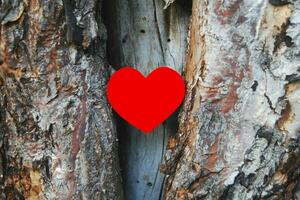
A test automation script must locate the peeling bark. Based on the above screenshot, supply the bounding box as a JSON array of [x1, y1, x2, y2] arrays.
[[1, 0, 300, 199], [162, 0, 300, 199], [0, 0, 123, 199]]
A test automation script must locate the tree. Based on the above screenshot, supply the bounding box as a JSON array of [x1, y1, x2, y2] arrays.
[[162, 0, 300, 199], [1, 0, 300, 199], [0, 0, 122, 199]]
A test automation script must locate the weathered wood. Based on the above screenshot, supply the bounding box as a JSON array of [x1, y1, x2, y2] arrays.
[[104, 0, 191, 199], [0, 0, 123, 199], [162, 0, 300, 199], [1, 0, 300, 199]]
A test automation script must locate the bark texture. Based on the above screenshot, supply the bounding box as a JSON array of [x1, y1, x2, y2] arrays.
[[0, 0, 122, 199], [1, 0, 300, 199], [162, 0, 300, 199]]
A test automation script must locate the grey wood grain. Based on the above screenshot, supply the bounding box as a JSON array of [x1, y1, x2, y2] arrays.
[[104, 0, 191, 199]]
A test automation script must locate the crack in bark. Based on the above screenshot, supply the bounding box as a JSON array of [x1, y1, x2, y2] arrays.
[[153, 0, 165, 62]]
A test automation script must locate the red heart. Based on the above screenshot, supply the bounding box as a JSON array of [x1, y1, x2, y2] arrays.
[[107, 66, 185, 133]]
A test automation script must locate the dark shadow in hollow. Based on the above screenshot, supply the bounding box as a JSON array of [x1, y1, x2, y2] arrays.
[[102, 0, 191, 199]]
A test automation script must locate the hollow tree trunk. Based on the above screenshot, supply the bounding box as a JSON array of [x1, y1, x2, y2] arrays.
[[0, 0, 123, 199], [1, 0, 300, 200], [104, 0, 190, 199], [162, 0, 300, 199]]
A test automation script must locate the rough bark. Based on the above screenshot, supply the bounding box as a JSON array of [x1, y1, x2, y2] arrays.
[[104, 0, 190, 199], [162, 0, 300, 199], [1, 0, 300, 199], [0, 0, 123, 199]]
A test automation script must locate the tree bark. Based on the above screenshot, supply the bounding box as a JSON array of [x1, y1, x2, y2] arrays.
[[1, 0, 300, 199], [0, 0, 123, 199], [162, 0, 300, 199]]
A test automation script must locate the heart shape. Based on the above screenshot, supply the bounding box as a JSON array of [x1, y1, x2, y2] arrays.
[[107, 66, 185, 133]]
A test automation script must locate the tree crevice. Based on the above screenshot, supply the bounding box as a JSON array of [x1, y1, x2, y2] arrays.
[[102, 0, 191, 199]]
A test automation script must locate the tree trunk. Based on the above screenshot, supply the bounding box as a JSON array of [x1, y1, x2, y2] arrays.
[[162, 0, 300, 199], [0, 0, 123, 199], [1, 0, 300, 200]]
